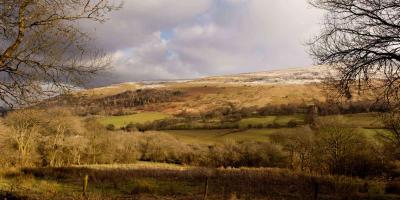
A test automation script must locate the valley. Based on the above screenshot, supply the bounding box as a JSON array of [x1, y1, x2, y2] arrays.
[[1, 66, 399, 200]]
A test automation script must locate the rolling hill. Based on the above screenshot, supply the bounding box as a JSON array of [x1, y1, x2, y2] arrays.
[[43, 65, 373, 115]]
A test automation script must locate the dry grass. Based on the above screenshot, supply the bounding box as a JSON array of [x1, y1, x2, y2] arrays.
[[1, 164, 398, 200], [76, 162, 193, 170], [74, 82, 327, 115]]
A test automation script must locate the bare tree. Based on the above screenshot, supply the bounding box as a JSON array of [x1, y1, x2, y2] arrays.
[[5, 109, 41, 167], [314, 117, 366, 175], [0, 0, 120, 106], [309, 0, 400, 105], [380, 111, 400, 158]]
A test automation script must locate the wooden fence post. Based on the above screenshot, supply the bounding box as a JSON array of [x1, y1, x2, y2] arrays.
[[312, 178, 319, 200], [83, 174, 89, 197], [203, 176, 209, 200]]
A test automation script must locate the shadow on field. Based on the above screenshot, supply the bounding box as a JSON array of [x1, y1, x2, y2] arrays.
[[0, 192, 29, 200], [3, 167, 395, 200]]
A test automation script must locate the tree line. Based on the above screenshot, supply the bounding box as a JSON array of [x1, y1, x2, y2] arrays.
[[2, 109, 400, 180]]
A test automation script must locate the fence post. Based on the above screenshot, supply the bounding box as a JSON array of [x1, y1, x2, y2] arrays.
[[83, 174, 89, 197], [312, 178, 319, 200], [203, 176, 209, 200]]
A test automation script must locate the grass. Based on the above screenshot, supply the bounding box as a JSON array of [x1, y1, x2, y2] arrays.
[[1, 164, 398, 200], [164, 128, 302, 145], [321, 113, 384, 128], [98, 112, 171, 128], [96, 112, 387, 146], [77, 161, 192, 170], [239, 115, 304, 128]]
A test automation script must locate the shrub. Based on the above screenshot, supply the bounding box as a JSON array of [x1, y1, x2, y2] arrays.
[[287, 119, 297, 128], [136, 132, 188, 163], [125, 123, 138, 132], [106, 124, 116, 131]]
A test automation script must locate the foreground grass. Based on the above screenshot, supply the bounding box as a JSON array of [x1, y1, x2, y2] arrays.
[[98, 112, 171, 128], [1, 163, 399, 200]]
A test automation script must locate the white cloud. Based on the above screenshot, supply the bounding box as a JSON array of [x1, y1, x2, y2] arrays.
[[87, 0, 324, 84], [84, 0, 213, 51]]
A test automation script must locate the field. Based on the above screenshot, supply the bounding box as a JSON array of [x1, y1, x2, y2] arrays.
[[320, 113, 384, 128], [97, 112, 171, 128], [96, 112, 385, 145], [239, 115, 304, 128], [164, 128, 289, 144], [4, 68, 399, 199], [1, 162, 398, 200], [95, 112, 388, 146]]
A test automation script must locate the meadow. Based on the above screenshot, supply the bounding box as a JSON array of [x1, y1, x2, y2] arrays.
[[164, 129, 279, 144], [239, 115, 304, 128], [98, 112, 386, 145], [97, 112, 171, 128]]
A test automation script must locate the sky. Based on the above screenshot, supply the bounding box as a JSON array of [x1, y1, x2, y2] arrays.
[[84, 0, 324, 85]]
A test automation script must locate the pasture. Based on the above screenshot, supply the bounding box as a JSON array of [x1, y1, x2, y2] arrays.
[[164, 128, 286, 144], [239, 115, 304, 128], [97, 112, 171, 128]]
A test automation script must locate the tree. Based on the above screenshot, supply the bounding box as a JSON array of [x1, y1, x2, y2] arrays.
[[0, 0, 119, 106], [5, 109, 42, 167], [380, 111, 400, 159], [270, 127, 314, 171], [309, 0, 400, 105], [315, 117, 372, 175]]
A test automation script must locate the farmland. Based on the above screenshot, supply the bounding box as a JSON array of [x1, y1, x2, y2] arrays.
[[2, 68, 400, 200], [97, 112, 171, 128], [2, 0, 400, 198]]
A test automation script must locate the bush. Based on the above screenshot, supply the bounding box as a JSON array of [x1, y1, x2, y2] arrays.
[[287, 120, 297, 128], [136, 132, 188, 163], [106, 124, 116, 131], [205, 140, 288, 168], [124, 123, 138, 132]]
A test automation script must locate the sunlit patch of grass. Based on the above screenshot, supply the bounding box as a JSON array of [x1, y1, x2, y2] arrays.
[[274, 115, 304, 125], [98, 112, 171, 128], [240, 117, 276, 127], [164, 128, 305, 144]]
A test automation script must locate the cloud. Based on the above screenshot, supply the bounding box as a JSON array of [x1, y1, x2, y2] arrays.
[[84, 0, 212, 52], [86, 0, 323, 85]]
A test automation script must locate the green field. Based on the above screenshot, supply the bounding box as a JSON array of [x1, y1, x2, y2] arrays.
[[239, 115, 304, 128], [320, 113, 384, 128], [98, 112, 170, 128], [97, 112, 387, 145], [164, 128, 300, 145]]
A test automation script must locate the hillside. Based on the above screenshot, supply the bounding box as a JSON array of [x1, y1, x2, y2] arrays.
[[43, 65, 373, 115], [192, 65, 332, 85]]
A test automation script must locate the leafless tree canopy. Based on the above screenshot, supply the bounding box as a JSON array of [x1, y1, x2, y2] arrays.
[[309, 0, 400, 105], [0, 0, 119, 106]]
